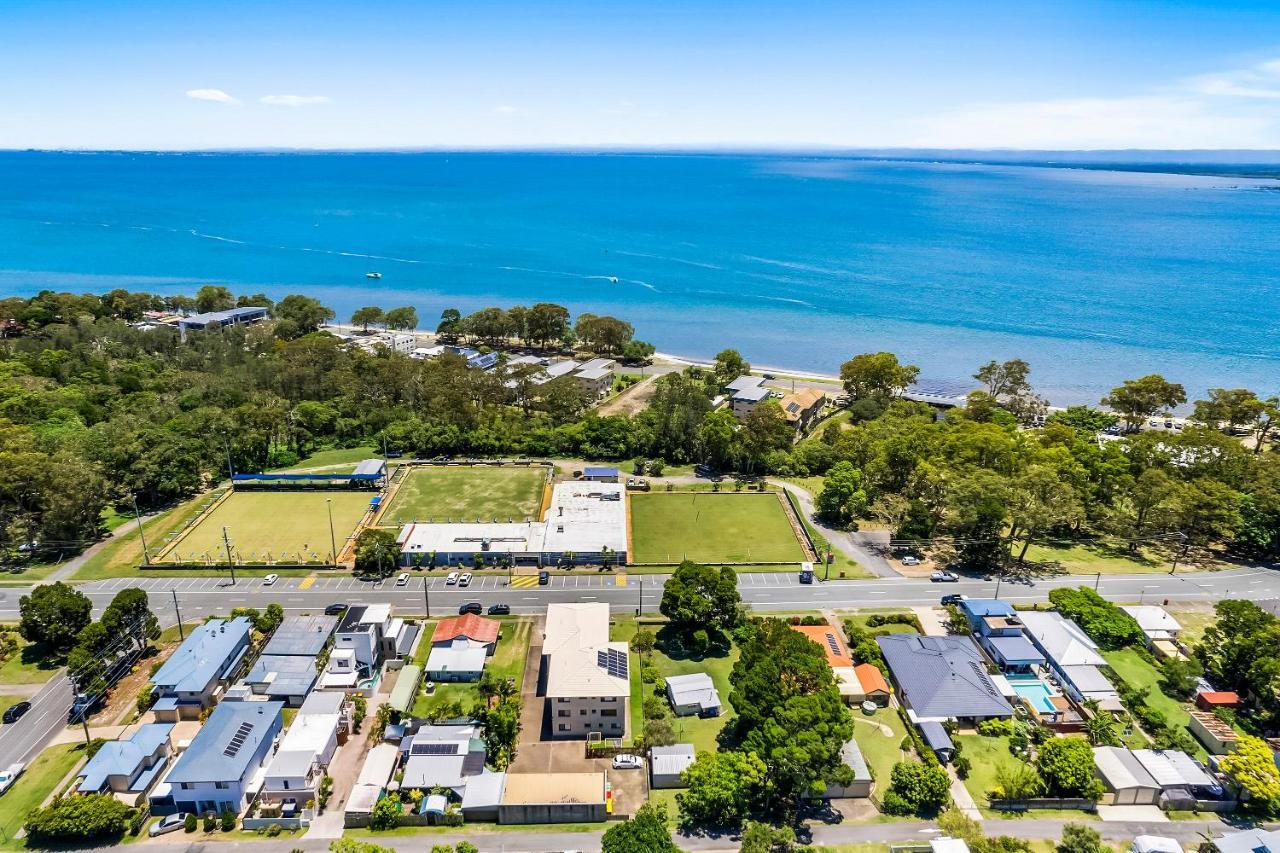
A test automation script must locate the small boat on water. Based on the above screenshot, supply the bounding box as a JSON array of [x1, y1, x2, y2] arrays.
[[608, 276, 619, 283], [365, 272, 382, 279]]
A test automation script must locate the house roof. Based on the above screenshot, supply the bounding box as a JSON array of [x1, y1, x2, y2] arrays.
[[544, 603, 630, 698], [985, 635, 1045, 665], [150, 617, 251, 694], [779, 388, 825, 421], [461, 770, 507, 810], [1197, 691, 1240, 706], [725, 375, 764, 393], [265, 749, 316, 780], [876, 634, 1013, 719], [919, 720, 954, 752], [262, 615, 337, 657], [356, 743, 400, 787], [1094, 746, 1160, 791], [1060, 664, 1117, 695], [299, 690, 345, 716], [840, 738, 872, 782], [732, 385, 771, 402], [353, 459, 387, 477], [1131, 749, 1215, 788], [425, 645, 488, 677], [244, 654, 319, 698], [165, 701, 282, 784], [1121, 606, 1182, 634], [854, 663, 890, 695], [432, 613, 500, 646], [76, 724, 173, 792], [1214, 830, 1280, 853], [792, 625, 852, 668], [666, 673, 721, 709], [651, 744, 696, 778], [583, 466, 619, 477], [1018, 611, 1106, 667], [1131, 837, 1184, 853], [578, 358, 616, 372], [960, 599, 1016, 618], [388, 664, 423, 713]]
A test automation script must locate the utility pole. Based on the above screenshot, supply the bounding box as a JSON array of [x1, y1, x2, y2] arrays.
[[994, 575, 1002, 600], [133, 493, 150, 565], [1094, 571, 1101, 592], [222, 526, 237, 585], [172, 590, 185, 641], [422, 580, 430, 619], [326, 498, 337, 566], [637, 577, 643, 616], [1169, 532, 1190, 575], [222, 434, 235, 483]]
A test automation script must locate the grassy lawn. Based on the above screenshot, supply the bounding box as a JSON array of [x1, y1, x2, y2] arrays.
[[852, 708, 908, 791], [411, 619, 531, 718], [0, 639, 61, 685], [610, 618, 739, 753], [955, 733, 1023, 805], [0, 743, 84, 841], [1022, 541, 1224, 575], [72, 492, 220, 580], [1164, 605, 1216, 647], [157, 490, 371, 564], [630, 492, 807, 564], [379, 465, 547, 527], [279, 446, 378, 471], [1101, 647, 1205, 759], [843, 613, 919, 636]]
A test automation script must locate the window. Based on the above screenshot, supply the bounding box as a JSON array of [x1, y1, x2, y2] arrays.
[[215, 782, 229, 789], [601, 709, 618, 717], [601, 697, 617, 703], [282, 780, 290, 790], [180, 782, 191, 790], [580, 709, 587, 715], [556, 697, 569, 704], [557, 710, 569, 718], [558, 724, 569, 732]]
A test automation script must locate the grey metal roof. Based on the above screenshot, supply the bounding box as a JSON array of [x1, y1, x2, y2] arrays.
[[650, 744, 696, 779], [733, 385, 771, 402], [877, 634, 1014, 719], [150, 617, 251, 695], [840, 738, 872, 782], [353, 459, 387, 476], [244, 655, 319, 698], [165, 701, 283, 784], [985, 635, 1045, 664], [262, 615, 338, 657], [919, 720, 954, 752]]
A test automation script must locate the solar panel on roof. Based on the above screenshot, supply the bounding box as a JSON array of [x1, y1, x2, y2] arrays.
[[825, 633, 844, 657], [597, 647, 629, 679], [223, 721, 254, 757], [411, 742, 461, 756]]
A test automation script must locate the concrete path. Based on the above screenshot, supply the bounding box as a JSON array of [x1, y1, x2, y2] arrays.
[[948, 766, 983, 819], [771, 480, 899, 578], [913, 605, 949, 636]]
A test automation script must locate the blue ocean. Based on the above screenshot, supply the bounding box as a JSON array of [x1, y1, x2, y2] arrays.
[[1, 151, 1277, 405]]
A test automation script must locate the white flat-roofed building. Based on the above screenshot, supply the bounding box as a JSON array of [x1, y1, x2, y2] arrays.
[[1121, 606, 1182, 646], [543, 603, 630, 739]]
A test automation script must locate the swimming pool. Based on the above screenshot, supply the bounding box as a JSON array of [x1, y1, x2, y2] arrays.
[[1007, 674, 1058, 714]]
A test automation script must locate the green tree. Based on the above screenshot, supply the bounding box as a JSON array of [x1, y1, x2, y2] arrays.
[[1035, 737, 1102, 799], [740, 401, 795, 469], [659, 560, 741, 637], [383, 306, 418, 331], [714, 349, 750, 385], [1046, 588, 1143, 650], [575, 313, 634, 354], [738, 821, 801, 853], [1056, 823, 1106, 853], [256, 602, 285, 634], [524, 302, 570, 347], [884, 761, 951, 815], [698, 409, 739, 470], [622, 339, 656, 363], [676, 750, 767, 827], [1194, 388, 1266, 434], [24, 794, 132, 843], [368, 793, 401, 831], [351, 306, 384, 332], [1046, 406, 1119, 434], [839, 352, 919, 401], [101, 587, 161, 655], [816, 461, 868, 525], [601, 802, 679, 853], [19, 582, 93, 652], [354, 528, 400, 579], [1102, 374, 1186, 431], [195, 285, 235, 314], [1220, 734, 1280, 811], [274, 294, 334, 336]]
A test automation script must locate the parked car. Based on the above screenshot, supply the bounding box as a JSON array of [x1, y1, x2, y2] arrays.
[[538, 570, 550, 586], [612, 754, 643, 770], [930, 570, 959, 583], [900, 556, 921, 566], [458, 572, 473, 587], [940, 593, 968, 606], [396, 572, 410, 586], [459, 602, 483, 616], [2, 702, 30, 724], [798, 568, 814, 584], [68, 694, 101, 723], [263, 573, 279, 586], [762, 373, 777, 380], [324, 603, 347, 616], [0, 763, 23, 795], [445, 571, 460, 585], [487, 604, 511, 616], [149, 813, 187, 837]]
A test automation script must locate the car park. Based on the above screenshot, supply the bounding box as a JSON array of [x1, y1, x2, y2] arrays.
[[396, 572, 410, 586], [149, 813, 187, 836], [445, 571, 460, 585], [0, 762, 23, 795], [458, 572, 473, 587], [263, 573, 279, 586], [930, 570, 959, 583], [487, 604, 510, 615], [612, 754, 643, 770], [2, 702, 30, 724], [459, 602, 483, 615]]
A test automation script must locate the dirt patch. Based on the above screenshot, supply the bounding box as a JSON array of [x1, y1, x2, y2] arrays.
[[597, 376, 657, 417], [92, 636, 185, 726]]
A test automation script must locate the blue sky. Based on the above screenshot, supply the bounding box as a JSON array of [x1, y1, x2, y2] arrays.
[[4, 0, 1280, 150]]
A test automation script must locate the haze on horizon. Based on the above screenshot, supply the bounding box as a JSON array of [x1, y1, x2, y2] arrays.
[[4, 0, 1280, 152]]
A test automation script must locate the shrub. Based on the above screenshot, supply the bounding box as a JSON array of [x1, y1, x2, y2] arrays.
[[953, 755, 972, 779], [264, 822, 283, 837], [880, 789, 913, 816], [24, 794, 132, 844], [203, 812, 216, 832], [184, 813, 197, 832], [887, 761, 951, 815], [641, 665, 661, 684], [977, 717, 1014, 737], [220, 807, 236, 832], [128, 809, 146, 836]]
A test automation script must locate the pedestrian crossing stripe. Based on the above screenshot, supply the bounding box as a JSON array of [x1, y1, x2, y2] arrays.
[[298, 575, 317, 589], [614, 573, 628, 586], [510, 575, 540, 588]]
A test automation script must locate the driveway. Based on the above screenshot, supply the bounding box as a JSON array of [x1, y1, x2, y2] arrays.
[[771, 481, 899, 578]]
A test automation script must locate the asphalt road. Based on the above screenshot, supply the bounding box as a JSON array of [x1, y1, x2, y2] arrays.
[[0, 672, 72, 770]]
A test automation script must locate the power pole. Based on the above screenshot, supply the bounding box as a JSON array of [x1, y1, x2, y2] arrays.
[[172, 590, 185, 641], [326, 498, 337, 566], [133, 493, 150, 566], [1169, 532, 1190, 575], [222, 434, 235, 483], [637, 577, 643, 616], [222, 526, 237, 585], [422, 580, 431, 619]]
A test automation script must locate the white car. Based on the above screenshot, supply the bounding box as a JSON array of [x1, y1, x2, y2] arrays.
[[396, 572, 410, 586], [612, 754, 643, 770], [930, 570, 960, 583], [149, 813, 187, 836], [458, 572, 473, 587], [263, 573, 279, 586], [445, 571, 460, 585], [901, 556, 921, 566], [0, 762, 24, 795]]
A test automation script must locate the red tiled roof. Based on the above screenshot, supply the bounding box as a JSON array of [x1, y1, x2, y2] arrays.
[[1196, 691, 1240, 708], [432, 613, 500, 645], [854, 663, 890, 696], [792, 624, 851, 668]]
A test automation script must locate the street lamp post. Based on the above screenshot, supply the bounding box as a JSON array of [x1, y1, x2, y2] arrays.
[[422, 580, 431, 619], [132, 493, 151, 566], [221, 526, 237, 585], [326, 498, 337, 566]]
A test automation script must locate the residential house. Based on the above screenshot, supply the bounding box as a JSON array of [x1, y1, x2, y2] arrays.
[[1121, 606, 1183, 656], [573, 358, 616, 398], [346, 743, 398, 821], [1214, 830, 1280, 853], [730, 384, 771, 420], [1018, 610, 1122, 711], [400, 724, 490, 799], [835, 663, 891, 706], [262, 615, 338, 658], [74, 723, 174, 805], [1131, 837, 1185, 853], [958, 600, 1045, 674], [1195, 691, 1239, 711], [432, 614, 500, 655], [650, 744, 696, 789], [793, 624, 867, 704], [876, 634, 1014, 724], [149, 617, 252, 721], [1094, 746, 1161, 805], [823, 738, 873, 799], [177, 306, 267, 339], [425, 645, 487, 682], [778, 388, 826, 434], [149, 701, 284, 816], [542, 603, 629, 739], [665, 673, 722, 717], [336, 605, 390, 673], [260, 692, 344, 807], [724, 375, 764, 395], [240, 655, 319, 706]]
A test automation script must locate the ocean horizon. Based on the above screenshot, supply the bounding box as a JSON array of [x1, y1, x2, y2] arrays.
[[1, 150, 1277, 406]]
